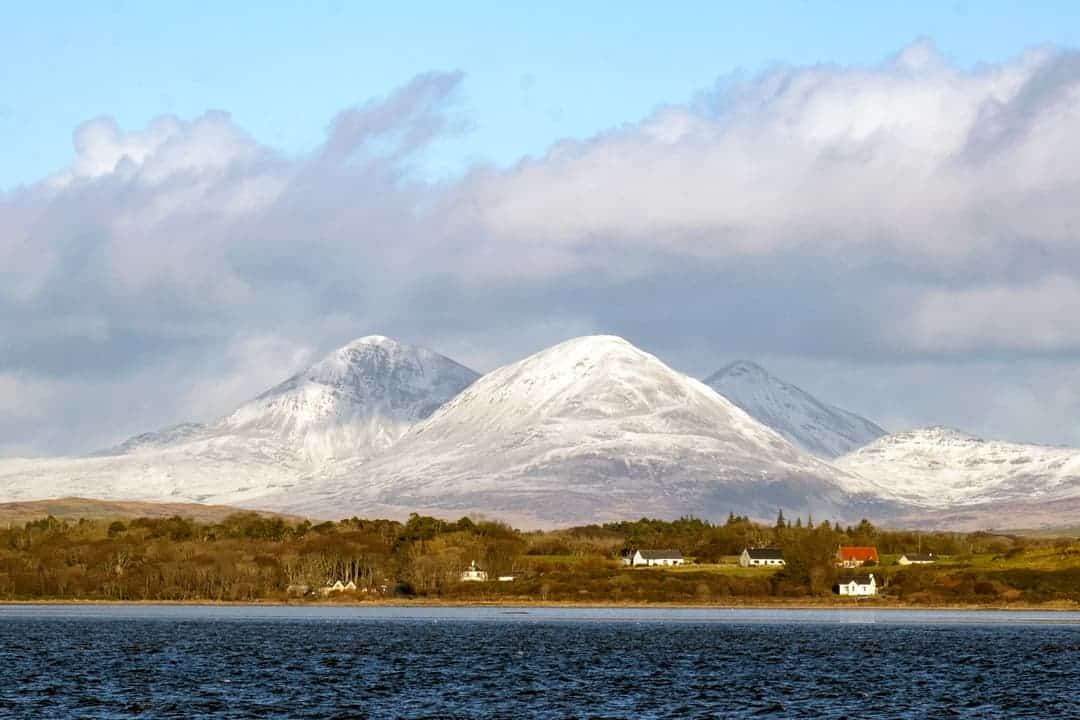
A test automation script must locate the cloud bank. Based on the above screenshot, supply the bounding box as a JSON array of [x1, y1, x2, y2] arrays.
[[4, 43, 1080, 454]]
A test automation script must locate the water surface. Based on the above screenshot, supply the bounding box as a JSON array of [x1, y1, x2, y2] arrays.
[[2, 605, 1077, 718]]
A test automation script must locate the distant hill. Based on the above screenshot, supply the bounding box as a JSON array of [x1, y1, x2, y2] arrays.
[[836, 426, 1080, 511], [0, 497, 294, 527], [705, 360, 886, 458]]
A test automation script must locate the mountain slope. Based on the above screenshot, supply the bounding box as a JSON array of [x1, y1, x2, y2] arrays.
[[705, 361, 886, 458], [835, 426, 1080, 508], [256, 336, 891, 526], [0, 336, 478, 506], [214, 335, 479, 464]]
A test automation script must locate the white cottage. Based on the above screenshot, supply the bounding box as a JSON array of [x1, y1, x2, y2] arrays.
[[836, 573, 877, 597], [630, 549, 684, 567], [739, 547, 785, 567], [320, 579, 351, 596], [461, 560, 488, 582], [898, 553, 935, 565]]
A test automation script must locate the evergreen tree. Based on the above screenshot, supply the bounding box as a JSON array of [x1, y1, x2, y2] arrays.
[[775, 508, 786, 530]]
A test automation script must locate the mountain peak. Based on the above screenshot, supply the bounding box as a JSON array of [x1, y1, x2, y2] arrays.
[[705, 360, 885, 458], [708, 360, 770, 382], [299, 335, 446, 389], [541, 334, 638, 358], [342, 334, 396, 349], [216, 336, 479, 464]]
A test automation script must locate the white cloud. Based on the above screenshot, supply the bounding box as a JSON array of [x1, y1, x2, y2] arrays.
[[463, 43, 1080, 272], [906, 276, 1080, 352]]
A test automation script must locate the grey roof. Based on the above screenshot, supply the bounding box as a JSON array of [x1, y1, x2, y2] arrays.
[[745, 547, 784, 560], [637, 549, 683, 560]]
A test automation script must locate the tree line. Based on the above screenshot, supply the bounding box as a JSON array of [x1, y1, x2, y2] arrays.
[[0, 511, 1077, 604]]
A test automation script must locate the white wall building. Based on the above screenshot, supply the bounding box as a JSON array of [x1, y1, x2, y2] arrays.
[[630, 549, 684, 566], [898, 553, 935, 565], [461, 560, 488, 582], [739, 548, 785, 567], [837, 573, 877, 597]]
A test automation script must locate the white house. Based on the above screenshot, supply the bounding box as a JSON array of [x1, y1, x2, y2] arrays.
[[898, 553, 935, 565], [320, 579, 353, 596], [836, 573, 877, 597], [461, 560, 488, 582], [630, 549, 684, 567], [739, 547, 785, 567]]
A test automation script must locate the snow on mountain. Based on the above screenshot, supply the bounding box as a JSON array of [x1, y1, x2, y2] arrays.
[[704, 361, 886, 458], [94, 423, 209, 456], [214, 335, 479, 464], [0, 336, 478, 506], [256, 336, 892, 527], [835, 426, 1080, 508]]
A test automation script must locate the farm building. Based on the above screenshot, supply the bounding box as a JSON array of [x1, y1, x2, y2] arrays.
[[836, 546, 879, 568], [627, 549, 684, 567], [836, 573, 877, 597], [739, 547, 785, 567], [898, 553, 935, 565]]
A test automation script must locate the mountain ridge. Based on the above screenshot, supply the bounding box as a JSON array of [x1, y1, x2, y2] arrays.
[[705, 360, 886, 458], [254, 335, 893, 527], [835, 425, 1080, 508]]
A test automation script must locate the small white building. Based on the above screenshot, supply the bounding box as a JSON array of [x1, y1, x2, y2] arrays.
[[461, 560, 488, 582], [739, 548, 785, 567], [898, 553, 935, 565], [630, 549, 684, 567], [836, 573, 877, 597], [320, 579, 354, 596]]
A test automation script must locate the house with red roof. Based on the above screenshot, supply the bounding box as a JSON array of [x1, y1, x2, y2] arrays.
[[835, 546, 879, 568]]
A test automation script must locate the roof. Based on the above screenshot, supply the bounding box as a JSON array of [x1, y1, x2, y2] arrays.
[[838, 546, 879, 561], [901, 553, 935, 562], [744, 547, 784, 560], [636, 549, 683, 560], [838, 574, 876, 585]]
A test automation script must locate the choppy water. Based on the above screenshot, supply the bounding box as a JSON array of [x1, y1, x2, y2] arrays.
[[1, 605, 1078, 718]]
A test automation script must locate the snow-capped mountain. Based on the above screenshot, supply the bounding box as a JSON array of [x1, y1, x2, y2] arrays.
[[705, 361, 886, 458], [835, 426, 1080, 509], [258, 336, 892, 527], [0, 336, 478, 506], [213, 335, 479, 464]]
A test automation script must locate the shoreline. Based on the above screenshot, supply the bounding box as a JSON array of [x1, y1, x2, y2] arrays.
[[2, 598, 1078, 612]]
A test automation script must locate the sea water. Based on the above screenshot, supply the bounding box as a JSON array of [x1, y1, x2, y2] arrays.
[[1, 605, 1077, 718]]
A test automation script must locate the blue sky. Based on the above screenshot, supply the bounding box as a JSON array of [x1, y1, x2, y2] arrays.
[[4, 1, 1080, 189]]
